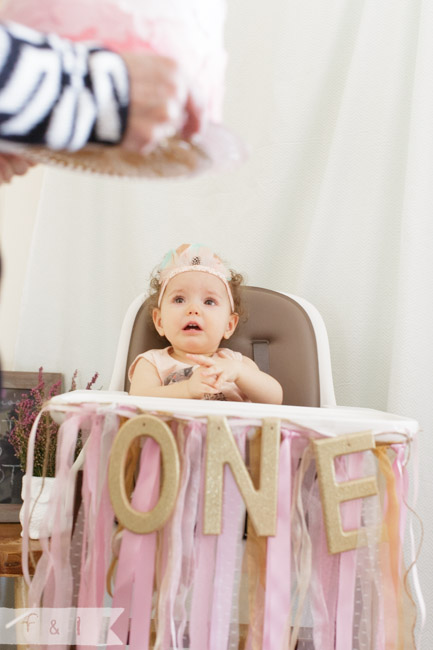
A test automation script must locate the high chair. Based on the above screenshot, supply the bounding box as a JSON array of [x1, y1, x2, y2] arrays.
[[20, 286, 420, 650]]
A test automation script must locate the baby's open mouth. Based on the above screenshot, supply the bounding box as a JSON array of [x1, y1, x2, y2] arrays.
[[184, 323, 202, 331]]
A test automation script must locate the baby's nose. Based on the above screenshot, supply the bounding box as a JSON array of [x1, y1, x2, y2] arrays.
[[187, 302, 200, 314]]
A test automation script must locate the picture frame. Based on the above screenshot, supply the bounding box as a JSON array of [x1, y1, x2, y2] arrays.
[[0, 370, 63, 523]]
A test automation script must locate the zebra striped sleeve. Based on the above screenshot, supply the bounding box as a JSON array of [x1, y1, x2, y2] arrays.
[[0, 22, 129, 151]]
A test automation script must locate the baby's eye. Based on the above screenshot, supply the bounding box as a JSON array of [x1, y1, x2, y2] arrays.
[[204, 298, 216, 306], [173, 296, 185, 303]]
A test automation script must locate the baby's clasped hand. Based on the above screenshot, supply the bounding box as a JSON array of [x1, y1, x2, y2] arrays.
[[187, 351, 241, 391], [186, 365, 220, 399]]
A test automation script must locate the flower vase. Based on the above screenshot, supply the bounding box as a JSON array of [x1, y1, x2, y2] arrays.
[[20, 475, 56, 539]]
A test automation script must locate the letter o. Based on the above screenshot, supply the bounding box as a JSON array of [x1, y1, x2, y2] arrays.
[[108, 415, 179, 533]]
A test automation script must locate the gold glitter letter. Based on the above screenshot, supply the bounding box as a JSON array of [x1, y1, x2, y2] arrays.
[[313, 432, 380, 553], [109, 414, 180, 533], [204, 416, 280, 536]]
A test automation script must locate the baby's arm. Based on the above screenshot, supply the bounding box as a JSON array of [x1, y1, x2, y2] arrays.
[[187, 352, 283, 405], [129, 357, 220, 399]]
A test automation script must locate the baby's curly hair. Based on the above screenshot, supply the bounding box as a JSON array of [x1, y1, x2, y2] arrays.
[[147, 268, 245, 319]]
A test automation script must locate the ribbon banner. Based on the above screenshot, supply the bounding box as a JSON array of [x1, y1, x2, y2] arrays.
[[19, 403, 419, 650]]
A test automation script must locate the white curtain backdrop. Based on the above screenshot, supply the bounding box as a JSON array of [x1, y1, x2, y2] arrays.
[[12, 0, 432, 645]]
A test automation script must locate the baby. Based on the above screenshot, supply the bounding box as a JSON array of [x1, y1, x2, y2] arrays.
[[129, 244, 283, 404]]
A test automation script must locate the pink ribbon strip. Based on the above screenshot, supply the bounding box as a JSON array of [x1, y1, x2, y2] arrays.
[[209, 429, 247, 650], [154, 420, 193, 649], [189, 428, 217, 650], [310, 468, 340, 650], [176, 424, 203, 648], [128, 438, 161, 650], [335, 451, 364, 650], [78, 414, 119, 650], [78, 414, 105, 610], [263, 434, 292, 650], [93, 415, 119, 608], [27, 413, 84, 609], [108, 437, 161, 650], [46, 413, 84, 609], [391, 444, 408, 565]]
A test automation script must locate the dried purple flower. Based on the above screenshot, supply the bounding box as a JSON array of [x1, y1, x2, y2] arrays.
[[86, 372, 99, 391], [9, 367, 99, 477]]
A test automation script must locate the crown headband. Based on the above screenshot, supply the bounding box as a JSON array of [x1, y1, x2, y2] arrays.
[[157, 244, 235, 311]]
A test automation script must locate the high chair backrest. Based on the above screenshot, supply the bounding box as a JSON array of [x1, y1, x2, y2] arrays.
[[109, 286, 336, 407]]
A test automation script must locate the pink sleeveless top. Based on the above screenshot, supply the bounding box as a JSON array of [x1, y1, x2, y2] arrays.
[[129, 347, 248, 402]]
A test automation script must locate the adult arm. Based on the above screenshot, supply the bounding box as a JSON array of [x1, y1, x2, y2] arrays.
[[0, 22, 200, 180], [0, 22, 129, 150]]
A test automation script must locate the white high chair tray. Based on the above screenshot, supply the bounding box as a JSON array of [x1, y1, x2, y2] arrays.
[[49, 390, 418, 443]]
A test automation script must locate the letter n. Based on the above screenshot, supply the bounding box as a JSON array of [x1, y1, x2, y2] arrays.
[[204, 416, 280, 536]]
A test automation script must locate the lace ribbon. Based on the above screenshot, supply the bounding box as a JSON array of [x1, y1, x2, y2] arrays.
[[335, 452, 364, 650], [262, 433, 292, 650], [289, 442, 314, 650]]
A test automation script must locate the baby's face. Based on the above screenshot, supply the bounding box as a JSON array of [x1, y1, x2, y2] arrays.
[[153, 271, 238, 357]]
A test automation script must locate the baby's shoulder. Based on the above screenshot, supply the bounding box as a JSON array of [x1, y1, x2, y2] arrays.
[[128, 347, 171, 381], [142, 347, 171, 360]]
